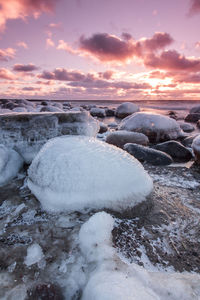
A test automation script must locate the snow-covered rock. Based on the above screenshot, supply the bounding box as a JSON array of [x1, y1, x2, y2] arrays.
[[192, 135, 200, 164], [0, 109, 11, 114], [0, 112, 99, 163], [28, 136, 153, 213], [0, 145, 24, 186], [90, 107, 106, 118], [106, 130, 149, 148], [40, 105, 64, 112], [24, 243, 44, 267], [80, 212, 200, 300], [12, 107, 27, 113], [119, 112, 184, 143], [115, 102, 140, 119]]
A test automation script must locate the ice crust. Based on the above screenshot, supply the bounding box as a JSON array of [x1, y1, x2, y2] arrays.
[[24, 243, 44, 267], [119, 112, 184, 142], [0, 144, 24, 186], [0, 111, 99, 163], [28, 136, 153, 213], [80, 212, 200, 300]]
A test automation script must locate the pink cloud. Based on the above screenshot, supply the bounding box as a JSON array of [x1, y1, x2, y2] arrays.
[[78, 32, 173, 63], [38, 68, 85, 81], [189, 0, 200, 15], [0, 68, 16, 80], [46, 38, 55, 48], [57, 40, 79, 55], [98, 70, 114, 80], [13, 63, 38, 72], [144, 50, 200, 71], [0, 48, 16, 61], [0, 0, 58, 31], [17, 41, 28, 49]]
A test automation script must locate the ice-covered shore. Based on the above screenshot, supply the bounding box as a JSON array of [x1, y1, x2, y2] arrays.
[[0, 99, 200, 299]]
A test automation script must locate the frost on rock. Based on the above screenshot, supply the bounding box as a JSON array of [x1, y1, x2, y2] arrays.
[[80, 212, 200, 300], [0, 111, 99, 163], [24, 243, 44, 267], [115, 102, 140, 119], [192, 134, 200, 164], [28, 136, 153, 213], [119, 112, 184, 143], [0, 144, 24, 186]]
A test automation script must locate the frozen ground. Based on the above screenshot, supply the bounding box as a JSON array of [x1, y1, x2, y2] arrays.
[[0, 162, 200, 299]]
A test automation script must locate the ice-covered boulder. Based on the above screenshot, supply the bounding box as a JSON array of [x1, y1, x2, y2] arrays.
[[0, 108, 12, 114], [0, 144, 24, 186], [28, 136, 153, 213], [80, 212, 200, 300], [40, 105, 63, 112], [0, 112, 99, 163], [106, 130, 149, 148], [12, 107, 27, 113], [119, 112, 184, 143], [90, 107, 106, 118], [192, 135, 200, 164], [115, 102, 140, 119]]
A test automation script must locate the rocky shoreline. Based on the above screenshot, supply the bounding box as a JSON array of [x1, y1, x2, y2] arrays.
[[0, 100, 200, 299]]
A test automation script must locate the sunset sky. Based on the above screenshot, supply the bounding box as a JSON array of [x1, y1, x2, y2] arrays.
[[0, 0, 200, 100]]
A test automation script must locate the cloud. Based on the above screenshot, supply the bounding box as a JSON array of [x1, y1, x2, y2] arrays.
[[189, 0, 200, 15], [78, 32, 173, 63], [0, 0, 58, 31], [22, 86, 41, 91], [0, 68, 16, 80], [98, 70, 114, 80], [46, 38, 55, 48], [57, 40, 78, 55], [13, 63, 38, 72], [0, 48, 16, 61], [144, 50, 200, 71], [38, 68, 86, 81], [17, 41, 28, 49]]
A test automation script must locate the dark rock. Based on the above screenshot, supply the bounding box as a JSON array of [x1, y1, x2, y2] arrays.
[[197, 120, 200, 129], [90, 107, 106, 118], [190, 105, 200, 114], [182, 135, 199, 147], [124, 143, 173, 165], [185, 113, 200, 123], [106, 130, 149, 148], [153, 140, 193, 162], [26, 283, 64, 300], [99, 122, 108, 133], [178, 122, 195, 133], [41, 101, 49, 106], [105, 108, 115, 116], [168, 111, 178, 120]]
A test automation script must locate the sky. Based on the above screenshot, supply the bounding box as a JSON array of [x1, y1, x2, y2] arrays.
[[0, 0, 200, 101]]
